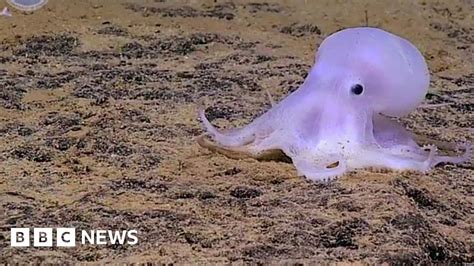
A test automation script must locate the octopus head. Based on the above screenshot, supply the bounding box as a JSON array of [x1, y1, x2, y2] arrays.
[[311, 27, 430, 117]]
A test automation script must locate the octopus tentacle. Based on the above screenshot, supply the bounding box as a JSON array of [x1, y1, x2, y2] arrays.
[[292, 155, 347, 182], [198, 109, 256, 147], [430, 142, 472, 166], [413, 134, 465, 151], [196, 134, 289, 161], [382, 142, 471, 169], [349, 146, 433, 173], [358, 142, 470, 174]]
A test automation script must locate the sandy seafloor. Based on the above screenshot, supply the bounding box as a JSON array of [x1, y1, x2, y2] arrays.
[[0, 0, 472, 263]]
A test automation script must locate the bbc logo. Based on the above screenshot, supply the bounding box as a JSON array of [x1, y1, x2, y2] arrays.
[[11, 228, 138, 247], [11, 228, 75, 247]]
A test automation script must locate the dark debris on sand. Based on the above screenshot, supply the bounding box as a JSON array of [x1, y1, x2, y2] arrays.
[[14, 34, 79, 57]]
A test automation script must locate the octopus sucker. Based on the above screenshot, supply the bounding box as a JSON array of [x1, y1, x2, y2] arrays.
[[197, 27, 471, 182]]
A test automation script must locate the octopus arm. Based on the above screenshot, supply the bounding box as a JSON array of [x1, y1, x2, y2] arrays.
[[198, 109, 256, 147], [292, 156, 347, 182], [371, 114, 472, 170]]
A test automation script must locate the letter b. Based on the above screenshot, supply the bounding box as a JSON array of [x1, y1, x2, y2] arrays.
[[33, 228, 53, 247], [11, 228, 30, 247]]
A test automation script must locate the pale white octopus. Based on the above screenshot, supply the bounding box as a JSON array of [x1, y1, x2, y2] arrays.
[[198, 27, 471, 181]]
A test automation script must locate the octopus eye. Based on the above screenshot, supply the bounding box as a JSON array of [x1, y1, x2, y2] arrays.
[[351, 84, 364, 95]]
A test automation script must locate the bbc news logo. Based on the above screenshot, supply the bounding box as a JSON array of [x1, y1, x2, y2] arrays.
[[11, 228, 138, 247]]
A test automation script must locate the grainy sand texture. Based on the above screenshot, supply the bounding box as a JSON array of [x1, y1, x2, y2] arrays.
[[0, 0, 472, 264]]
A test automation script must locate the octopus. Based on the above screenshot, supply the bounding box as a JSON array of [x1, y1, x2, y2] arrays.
[[197, 27, 471, 182]]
